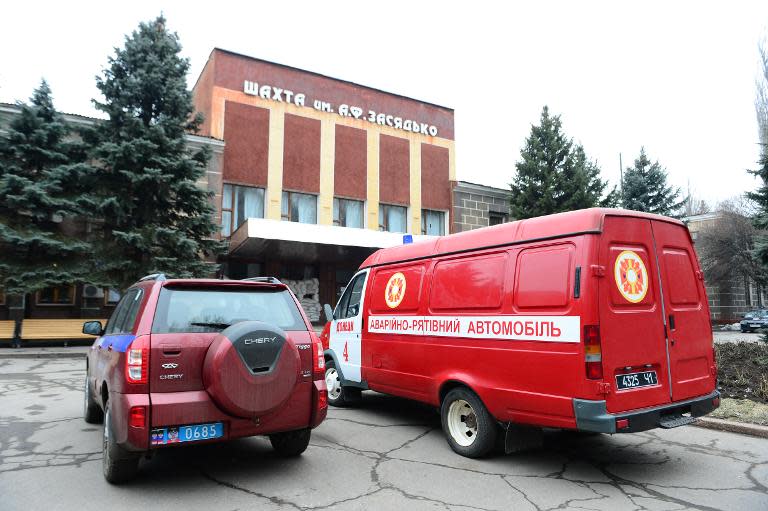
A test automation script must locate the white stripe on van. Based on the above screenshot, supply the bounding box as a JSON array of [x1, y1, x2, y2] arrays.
[[367, 315, 581, 343]]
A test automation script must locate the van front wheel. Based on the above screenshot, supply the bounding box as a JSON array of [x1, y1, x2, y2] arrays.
[[441, 387, 498, 458], [325, 359, 361, 407]]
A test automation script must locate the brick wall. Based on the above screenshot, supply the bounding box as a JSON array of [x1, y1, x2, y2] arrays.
[[451, 182, 511, 233]]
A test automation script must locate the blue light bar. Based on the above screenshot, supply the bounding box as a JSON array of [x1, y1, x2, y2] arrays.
[[402, 234, 413, 244]]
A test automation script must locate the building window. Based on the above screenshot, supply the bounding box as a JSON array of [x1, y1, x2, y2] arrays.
[[36, 285, 75, 305], [333, 197, 364, 228], [379, 204, 407, 233], [221, 184, 265, 236], [282, 191, 317, 224], [489, 211, 507, 226], [421, 209, 446, 236]]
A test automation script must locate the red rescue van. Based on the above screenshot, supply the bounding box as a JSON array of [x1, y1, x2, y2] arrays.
[[320, 208, 719, 458]]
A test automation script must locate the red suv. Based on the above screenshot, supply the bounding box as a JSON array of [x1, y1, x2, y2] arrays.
[[83, 275, 327, 483]]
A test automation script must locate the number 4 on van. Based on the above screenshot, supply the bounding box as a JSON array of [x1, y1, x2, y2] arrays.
[[320, 208, 720, 459]]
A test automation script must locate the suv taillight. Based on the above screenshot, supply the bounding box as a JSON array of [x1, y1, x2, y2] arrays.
[[126, 335, 149, 384], [584, 325, 603, 380], [313, 336, 325, 380]]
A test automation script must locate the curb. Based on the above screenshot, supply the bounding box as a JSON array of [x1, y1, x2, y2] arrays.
[[0, 350, 87, 360], [693, 417, 768, 438]]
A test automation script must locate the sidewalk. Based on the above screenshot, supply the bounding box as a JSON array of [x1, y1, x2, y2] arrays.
[[0, 346, 89, 359]]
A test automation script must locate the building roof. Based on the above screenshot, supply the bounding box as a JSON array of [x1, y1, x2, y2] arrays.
[[453, 180, 511, 199], [0, 102, 224, 143], [360, 208, 686, 268]]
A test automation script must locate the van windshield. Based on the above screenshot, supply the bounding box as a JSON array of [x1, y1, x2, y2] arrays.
[[151, 287, 307, 333]]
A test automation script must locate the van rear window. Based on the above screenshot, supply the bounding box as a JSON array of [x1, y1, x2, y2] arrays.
[[663, 249, 700, 305], [151, 287, 307, 333], [430, 253, 506, 311], [515, 245, 572, 309]]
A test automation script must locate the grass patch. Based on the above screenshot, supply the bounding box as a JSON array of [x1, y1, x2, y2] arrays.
[[709, 398, 768, 426]]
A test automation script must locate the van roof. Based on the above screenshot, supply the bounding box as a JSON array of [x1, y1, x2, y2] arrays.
[[360, 208, 686, 269]]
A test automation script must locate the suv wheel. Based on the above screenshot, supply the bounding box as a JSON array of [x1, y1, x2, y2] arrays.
[[440, 387, 498, 458], [102, 400, 140, 484], [325, 359, 361, 407], [269, 428, 311, 456], [83, 375, 103, 424]]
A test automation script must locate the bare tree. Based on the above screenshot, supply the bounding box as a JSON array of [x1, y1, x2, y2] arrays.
[[758, 36, 768, 147], [696, 197, 765, 299]]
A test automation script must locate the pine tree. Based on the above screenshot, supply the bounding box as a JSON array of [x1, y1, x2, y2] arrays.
[[0, 80, 93, 294], [564, 145, 619, 210], [510, 106, 617, 219], [748, 149, 768, 269], [90, 16, 222, 288], [621, 148, 685, 217]]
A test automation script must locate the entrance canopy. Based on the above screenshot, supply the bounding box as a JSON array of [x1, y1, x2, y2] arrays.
[[229, 218, 435, 264]]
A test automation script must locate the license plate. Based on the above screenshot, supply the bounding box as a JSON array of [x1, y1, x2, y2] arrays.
[[151, 422, 223, 445], [750, 323, 761, 327], [615, 370, 658, 391]]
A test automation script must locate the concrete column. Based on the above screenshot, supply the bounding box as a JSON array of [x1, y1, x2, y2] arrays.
[[366, 132, 380, 230], [409, 137, 422, 235], [318, 119, 335, 226], [266, 108, 285, 220]]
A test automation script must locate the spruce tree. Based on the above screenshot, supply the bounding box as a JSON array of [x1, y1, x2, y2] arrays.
[[90, 16, 222, 288], [621, 148, 685, 217], [510, 106, 616, 219], [0, 80, 93, 294], [747, 149, 768, 270]]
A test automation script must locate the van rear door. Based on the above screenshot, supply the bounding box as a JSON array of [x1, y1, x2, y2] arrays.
[[599, 216, 672, 412], [650, 220, 715, 401]]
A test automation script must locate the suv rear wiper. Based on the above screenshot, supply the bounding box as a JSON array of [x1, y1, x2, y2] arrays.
[[190, 322, 231, 329]]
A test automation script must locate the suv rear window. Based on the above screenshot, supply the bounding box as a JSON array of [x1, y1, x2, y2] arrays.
[[151, 287, 307, 333]]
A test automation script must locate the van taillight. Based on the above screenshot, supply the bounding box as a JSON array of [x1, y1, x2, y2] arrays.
[[313, 336, 325, 380], [126, 336, 149, 384], [584, 325, 603, 380]]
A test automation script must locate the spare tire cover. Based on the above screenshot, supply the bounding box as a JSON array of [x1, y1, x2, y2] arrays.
[[203, 321, 299, 418]]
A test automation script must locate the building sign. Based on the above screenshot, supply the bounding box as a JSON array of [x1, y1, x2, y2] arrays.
[[243, 80, 439, 137]]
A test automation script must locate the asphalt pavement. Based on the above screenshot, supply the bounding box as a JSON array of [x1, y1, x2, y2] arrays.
[[1, 357, 767, 510]]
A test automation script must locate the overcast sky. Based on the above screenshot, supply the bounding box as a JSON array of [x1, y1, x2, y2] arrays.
[[2, 1, 767, 206]]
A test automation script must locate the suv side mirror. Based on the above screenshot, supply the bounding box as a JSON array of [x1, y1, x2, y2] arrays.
[[323, 304, 334, 323], [82, 321, 104, 336]]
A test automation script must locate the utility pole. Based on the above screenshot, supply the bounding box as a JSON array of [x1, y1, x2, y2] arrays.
[[619, 153, 623, 206]]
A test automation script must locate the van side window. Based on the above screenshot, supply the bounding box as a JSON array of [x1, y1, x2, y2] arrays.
[[663, 249, 700, 306], [430, 253, 506, 311], [370, 266, 425, 313], [515, 245, 573, 309], [337, 273, 366, 319]]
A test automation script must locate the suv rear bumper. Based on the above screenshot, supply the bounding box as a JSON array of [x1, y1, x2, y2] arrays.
[[573, 390, 720, 434]]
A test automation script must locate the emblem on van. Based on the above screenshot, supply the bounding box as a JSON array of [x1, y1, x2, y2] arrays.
[[614, 250, 648, 303], [385, 272, 407, 309], [162, 363, 178, 369]]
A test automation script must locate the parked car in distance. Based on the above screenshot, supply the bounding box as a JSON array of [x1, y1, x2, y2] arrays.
[[740, 310, 768, 332], [83, 275, 327, 483], [320, 208, 719, 458]]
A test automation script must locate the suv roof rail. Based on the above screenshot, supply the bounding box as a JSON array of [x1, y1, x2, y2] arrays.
[[139, 273, 167, 282], [241, 276, 283, 284]]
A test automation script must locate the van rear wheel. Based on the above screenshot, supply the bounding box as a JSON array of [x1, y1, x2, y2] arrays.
[[325, 359, 361, 407], [441, 387, 498, 458]]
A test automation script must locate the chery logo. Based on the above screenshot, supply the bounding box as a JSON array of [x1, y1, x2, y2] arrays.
[[161, 363, 178, 369], [244, 337, 276, 345]]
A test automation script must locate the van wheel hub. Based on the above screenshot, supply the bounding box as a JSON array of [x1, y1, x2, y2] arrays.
[[325, 367, 342, 400], [447, 399, 478, 446]]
